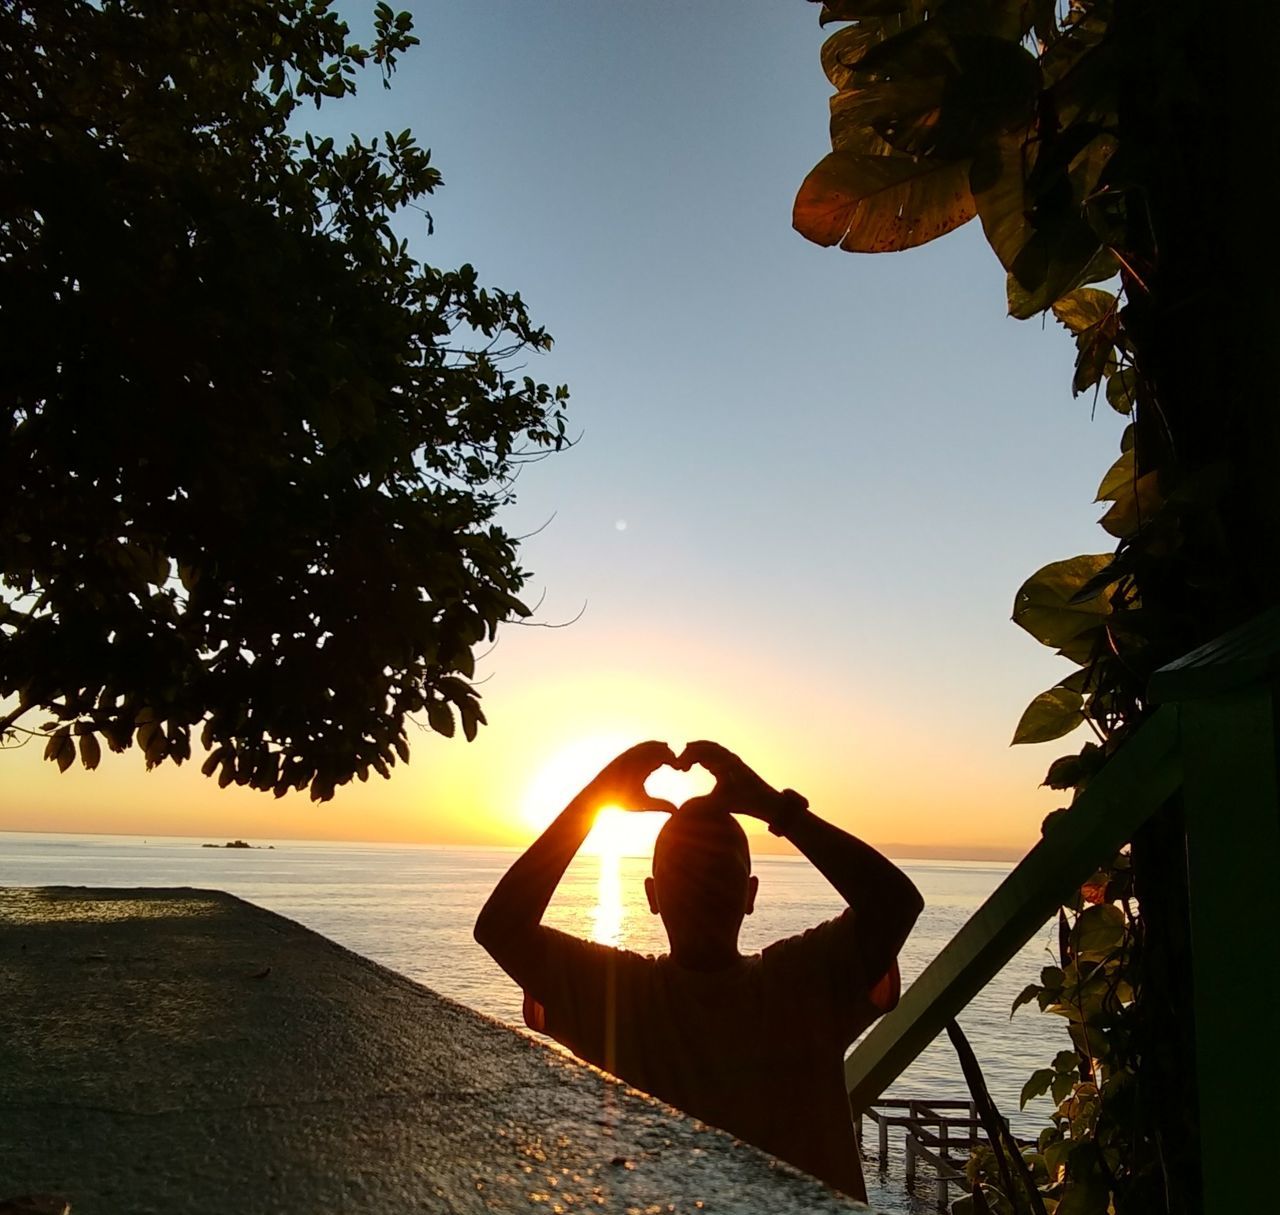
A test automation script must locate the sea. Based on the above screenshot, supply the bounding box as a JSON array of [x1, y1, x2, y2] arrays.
[[1, 831, 1065, 1207]]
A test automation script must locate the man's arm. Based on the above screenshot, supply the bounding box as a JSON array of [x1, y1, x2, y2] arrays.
[[474, 741, 676, 983], [677, 741, 924, 985]]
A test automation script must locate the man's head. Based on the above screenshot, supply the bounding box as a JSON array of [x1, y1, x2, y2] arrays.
[[644, 799, 758, 962]]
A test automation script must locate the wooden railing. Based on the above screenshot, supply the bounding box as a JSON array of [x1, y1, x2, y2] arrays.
[[845, 607, 1280, 1215]]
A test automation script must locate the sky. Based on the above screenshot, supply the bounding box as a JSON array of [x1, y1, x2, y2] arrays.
[[1, 2, 1127, 858]]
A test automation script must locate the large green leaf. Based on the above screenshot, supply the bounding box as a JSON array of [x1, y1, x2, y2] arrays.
[[1007, 234, 1117, 320], [1094, 448, 1134, 503], [793, 149, 975, 252], [845, 28, 1039, 160], [1052, 287, 1115, 336], [1106, 366, 1137, 415], [1071, 903, 1125, 960], [1012, 554, 1115, 649], [1012, 685, 1085, 745], [829, 80, 947, 155], [973, 135, 1119, 318], [821, 22, 903, 89], [970, 130, 1033, 269], [1021, 1067, 1056, 1108], [1099, 470, 1161, 539]]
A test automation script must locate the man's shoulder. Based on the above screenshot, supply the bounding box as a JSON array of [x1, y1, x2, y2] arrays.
[[761, 907, 858, 960], [540, 926, 661, 971]]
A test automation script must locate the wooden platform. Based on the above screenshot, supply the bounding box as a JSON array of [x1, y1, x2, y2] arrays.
[[858, 1099, 1032, 1212]]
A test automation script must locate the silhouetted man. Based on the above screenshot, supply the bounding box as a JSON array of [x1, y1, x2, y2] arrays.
[[474, 740, 923, 1201]]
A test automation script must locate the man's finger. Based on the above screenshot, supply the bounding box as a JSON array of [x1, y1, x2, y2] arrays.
[[675, 740, 735, 773], [630, 740, 676, 766]]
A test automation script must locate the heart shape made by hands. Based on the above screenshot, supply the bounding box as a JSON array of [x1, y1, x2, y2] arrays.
[[644, 759, 716, 809]]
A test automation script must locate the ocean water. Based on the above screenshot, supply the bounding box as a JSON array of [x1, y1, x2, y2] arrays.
[[0, 831, 1066, 1131], [0, 831, 1066, 1141]]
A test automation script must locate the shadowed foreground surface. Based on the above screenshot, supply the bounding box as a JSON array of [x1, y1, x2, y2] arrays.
[[0, 887, 871, 1214]]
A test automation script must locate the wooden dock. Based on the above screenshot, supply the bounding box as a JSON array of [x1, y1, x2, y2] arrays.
[[857, 1098, 1033, 1211]]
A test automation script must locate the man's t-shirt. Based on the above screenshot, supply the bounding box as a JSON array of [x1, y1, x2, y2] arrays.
[[520, 909, 899, 1201]]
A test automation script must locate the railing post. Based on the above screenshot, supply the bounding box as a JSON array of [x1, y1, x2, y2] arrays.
[[1178, 683, 1280, 1215], [937, 1118, 950, 1212]]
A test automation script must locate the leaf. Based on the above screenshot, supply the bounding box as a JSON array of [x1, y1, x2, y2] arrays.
[[458, 696, 485, 742], [55, 733, 75, 772], [970, 131, 1032, 271], [1012, 554, 1115, 649], [1051, 287, 1115, 335], [426, 699, 455, 737], [1072, 328, 1114, 396], [793, 149, 976, 253], [1011, 983, 1041, 1016], [1099, 471, 1161, 539], [1051, 1070, 1076, 1105], [1054, 1169, 1111, 1215], [1053, 1049, 1079, 1072], [828, 79, 948, 158], [1080, 869, 1109, 904], [1071, 903, 1125, 959], [1021, 1068, 1056, 1108], [1106, 365, 1137, 414], [45, 728, 76, 772], [1094, 448, 1134, 502], [821, 23, 898, 89], [1012, 686, 1085, 745], [1043, 755, 1082, 790], [1041, 806, 1069, 835], [1055, 626, 1104, 666], [1043, 1138, 1074, 1184], [1056, 667, 1091, 694], [1043, 741, 1102, 790], [79, 733, 101, 771], [1007, 241, 1118, 321]]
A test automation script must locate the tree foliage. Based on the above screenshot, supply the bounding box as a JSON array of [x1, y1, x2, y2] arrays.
[[0, 1, 569, 800], [796, 0, 1278, 1211]]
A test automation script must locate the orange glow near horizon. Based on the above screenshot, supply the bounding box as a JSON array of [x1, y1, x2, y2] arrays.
[[0, 648, 1061, 861]]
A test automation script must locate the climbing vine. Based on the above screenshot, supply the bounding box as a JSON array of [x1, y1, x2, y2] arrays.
[[794, 0, 1258, 1211]]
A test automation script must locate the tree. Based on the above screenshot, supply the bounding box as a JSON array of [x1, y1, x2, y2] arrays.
[[0, 1, 569, 801], [793, 1, 1280, 1212]]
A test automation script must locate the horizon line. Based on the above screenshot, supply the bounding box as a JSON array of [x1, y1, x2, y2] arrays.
[[0, 825, 1032, 865]]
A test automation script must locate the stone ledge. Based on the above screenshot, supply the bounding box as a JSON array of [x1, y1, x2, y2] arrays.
[[0, 887, 871, 1214]]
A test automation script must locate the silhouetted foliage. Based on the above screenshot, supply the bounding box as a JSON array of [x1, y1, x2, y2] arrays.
[[0, 1, 568, 800], [795, 1, 1280, 1212]]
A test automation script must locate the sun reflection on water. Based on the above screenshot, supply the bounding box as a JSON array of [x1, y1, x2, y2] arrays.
[[591, 851, 624, 947]]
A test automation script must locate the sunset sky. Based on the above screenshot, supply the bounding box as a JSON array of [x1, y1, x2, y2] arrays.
[[1, 2, 1126, 859]]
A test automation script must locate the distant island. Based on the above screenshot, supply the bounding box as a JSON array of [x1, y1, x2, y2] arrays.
[[201, 840, 274, 849]]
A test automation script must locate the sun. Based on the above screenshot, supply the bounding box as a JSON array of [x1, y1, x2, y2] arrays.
[[520, 737, 716, 858], [585, 806, 665, 859]]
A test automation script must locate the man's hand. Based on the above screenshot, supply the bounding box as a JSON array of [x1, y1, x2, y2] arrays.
[[583, 741, 678, 814], [674, 740, 785, 826], [475, 740, 677, 974]]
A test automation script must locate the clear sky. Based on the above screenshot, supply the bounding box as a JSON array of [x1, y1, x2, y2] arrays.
[[1, 2, 1125, 858]]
